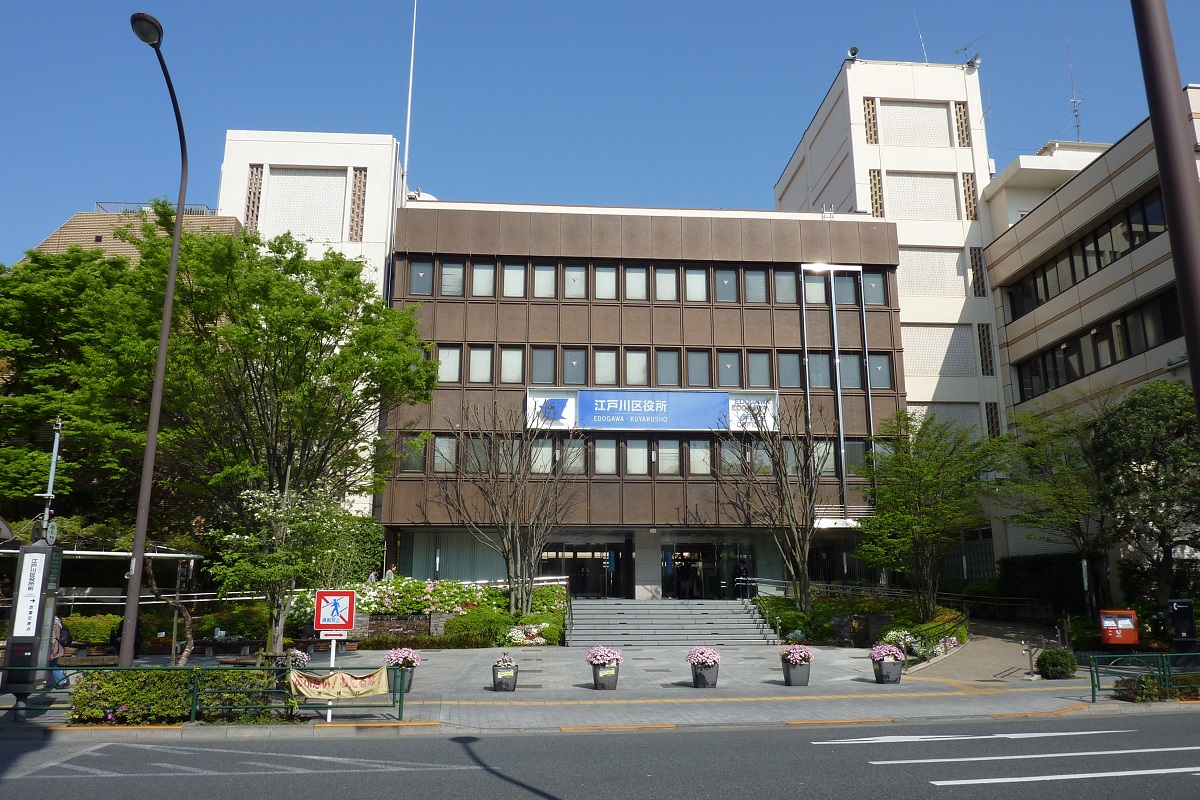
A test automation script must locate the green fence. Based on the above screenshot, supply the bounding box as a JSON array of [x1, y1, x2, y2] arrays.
[[1088, 652, 1200, 702], [1, 664, 408, 723]]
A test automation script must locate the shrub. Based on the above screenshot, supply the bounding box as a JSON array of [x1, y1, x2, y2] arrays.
[[61, 614, 123, 644], [69, 669, 192, 725], [1068, 616, 1103, 651], [1035, 648, 1078, 679], [357, 632, 492, 649], [1114, 674, 1169, 702], [529, 584, 568, 615], [193, 603, 271, 640], [515, 611, 564, 645], [443, 607, 515, 646]]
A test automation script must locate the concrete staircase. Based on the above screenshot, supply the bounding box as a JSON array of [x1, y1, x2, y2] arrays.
[[567, 599, 778, 647]]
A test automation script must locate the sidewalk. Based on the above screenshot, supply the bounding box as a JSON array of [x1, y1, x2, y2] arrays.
[[1, 623, 1190, 738]]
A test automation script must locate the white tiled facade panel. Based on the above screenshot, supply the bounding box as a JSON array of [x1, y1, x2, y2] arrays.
[[877, 101, 952, 148], [908, 402, 982, 432], [883, 172, 960, 221], [897, 247, 967, 297], [259, 167, 347, 242], [1005, 524, 1075, 556], [901, 325, 976, 376]]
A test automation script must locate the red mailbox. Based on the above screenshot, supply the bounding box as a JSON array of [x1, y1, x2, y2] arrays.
[[1099, 610, 1139, 646]]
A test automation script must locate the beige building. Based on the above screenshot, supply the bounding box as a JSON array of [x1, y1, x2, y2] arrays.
[[30, 203, 240, 263]]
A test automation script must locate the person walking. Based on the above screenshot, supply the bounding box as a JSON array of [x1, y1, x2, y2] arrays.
[[367, 569, 378, 582], [49, 615, 69, 689], [384, 564, 396, 580]]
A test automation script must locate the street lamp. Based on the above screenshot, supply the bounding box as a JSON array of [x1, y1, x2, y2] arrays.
[[120, 12, 188, 667]]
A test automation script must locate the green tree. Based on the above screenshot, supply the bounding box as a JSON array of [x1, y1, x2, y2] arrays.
[[996, 403, 1116, 614], [854, 411, 995, 621], [0, 246, 152, 522], [209, 488, 382, 651], [1092, 380, 1200, 608]]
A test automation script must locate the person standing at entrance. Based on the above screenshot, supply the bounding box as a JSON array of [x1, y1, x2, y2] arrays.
[[734, 560, 750, 599]]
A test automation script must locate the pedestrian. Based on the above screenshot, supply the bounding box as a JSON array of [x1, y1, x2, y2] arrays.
[[49, 615, 69, 689], [384, 564, 396, 580], [734, 560, 750, 599], [367, 569, 378, 582]]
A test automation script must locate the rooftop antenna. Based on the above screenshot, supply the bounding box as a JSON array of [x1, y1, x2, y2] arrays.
[[913, 13, 928, 63], [952, 34, 985, 63], [401, 0, 418, 208], [1064, 17, 1085, 142]]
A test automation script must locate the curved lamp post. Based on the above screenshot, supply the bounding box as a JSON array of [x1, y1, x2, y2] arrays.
[[120, 12, 188, 667]]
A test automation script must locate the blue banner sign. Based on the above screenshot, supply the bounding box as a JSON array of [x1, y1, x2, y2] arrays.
[[527, 389, 776, 432]]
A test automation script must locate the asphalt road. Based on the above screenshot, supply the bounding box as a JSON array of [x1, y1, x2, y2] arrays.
[[3, 713, 1200, 799]]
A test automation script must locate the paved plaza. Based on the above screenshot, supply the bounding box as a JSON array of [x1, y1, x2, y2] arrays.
[[1, 621, 1192, 738]]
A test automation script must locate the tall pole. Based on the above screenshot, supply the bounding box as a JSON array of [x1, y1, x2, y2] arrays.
[[121, 13, 188, 667], [401, 0, 417, 207], [1130, 0, 1200, 421]]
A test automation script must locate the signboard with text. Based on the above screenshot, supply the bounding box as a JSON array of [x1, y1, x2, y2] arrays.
[[526, 389, 777, 432], [313, 590, 356, 631]]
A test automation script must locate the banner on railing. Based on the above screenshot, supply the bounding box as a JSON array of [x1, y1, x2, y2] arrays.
[[288, 668, 388, 699]]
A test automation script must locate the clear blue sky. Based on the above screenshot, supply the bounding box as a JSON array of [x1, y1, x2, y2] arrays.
[[4, 1, 1200, 267]]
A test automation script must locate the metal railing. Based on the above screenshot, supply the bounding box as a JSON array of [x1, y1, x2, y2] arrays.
[[0, 664, 408, 722], [1088, 652, 1200, 702], [94, 201, 216, 215]]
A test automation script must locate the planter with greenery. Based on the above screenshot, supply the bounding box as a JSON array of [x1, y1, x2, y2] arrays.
[[383, 647, 422, 693], [780, 644, 814, 686], [869, 643, 905, 684], [585, 646, 623, 690], [686, 646, 721, 688], [492, 652, 518, 691]]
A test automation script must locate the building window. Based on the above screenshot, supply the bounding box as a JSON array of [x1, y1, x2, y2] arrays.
[[533, 264, 556, 298], [775, 270, 798, 304], [687, 350, 711, 387], [685, 268, 708, 301], [433, 436, 457, 472], [748, 352, 771, 388], [864, 97, 879, 145], [349, 166, 367, 242], [719, 441, 741, 474], [500, 347, 524, 383], [441, 261, 464, 296], [563, 439, 586, 474], [530, 439, 554, 474], [969, 248, 987, 298], [409, 260, 433, 295], [658, 439, 681, 475], [986, 402, 1001, 438], [868, 352, 893, 389], [502, 263, 525, 297], [657, 349, 680, 386], [839, 352, 863, 389], [468, 347, 492, 383], [532, 348, 555, 384], [869, 169, 884, 217], [815, 441, 836, 476], [715, 268, 738, 302], [396, 435, 425, 471], [563, 348, 587, 385], [625, 266, 648, 300], [809, 352, 832, 388], [962, 172, 978, 221], [803, 273, 828, 304], [778, 353, 802, 388], [564, 264, 587, 298], [745, 269, 768, 303], [627, 439, 649, 475], [844, 441, 868, 475], [437, 345, 461, 383], [626, 350, 649, 386], [472, 262, 495, 296], [688, 439, 712, 475], [717, 351, 742, 387], [655, 267, 678, 301], [863, 271, 886, 305], [595, 266, 618, 300], [954, 101, 972, 148], [834, 274, 860, 305], [595, 349, 618, 385], [978, 324, 995, 376], [595, 439, 618, 475]]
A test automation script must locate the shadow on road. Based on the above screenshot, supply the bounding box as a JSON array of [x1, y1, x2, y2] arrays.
[[452, 735, 564, 800]]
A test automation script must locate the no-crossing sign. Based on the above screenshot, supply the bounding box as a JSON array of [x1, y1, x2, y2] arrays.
[[314, 589, 356, 631]]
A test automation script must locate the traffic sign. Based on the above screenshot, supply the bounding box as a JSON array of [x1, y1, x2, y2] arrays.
[[319, 630, 349, 640], [313, 590, 356, 630]]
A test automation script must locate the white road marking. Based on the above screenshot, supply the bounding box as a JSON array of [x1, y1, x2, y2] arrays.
[[239, 760, 313, 773], [148, 763, 217, 774], [814, 729, 1135, 745], [57, 762, 122, 776], [931, 765, 1200, 785], [873, 744, 1200, 765], [3, 742, 112, 779]]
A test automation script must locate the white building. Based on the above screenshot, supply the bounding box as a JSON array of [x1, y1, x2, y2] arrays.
[[216, 130, 403, 294]]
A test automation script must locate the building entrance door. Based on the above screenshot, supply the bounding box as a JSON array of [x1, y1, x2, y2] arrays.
[[661, 542, 754, 599], [541, 542, 631, 599]]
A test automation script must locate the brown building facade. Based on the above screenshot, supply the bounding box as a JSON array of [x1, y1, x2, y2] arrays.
[[383, 201, 902, 599]]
